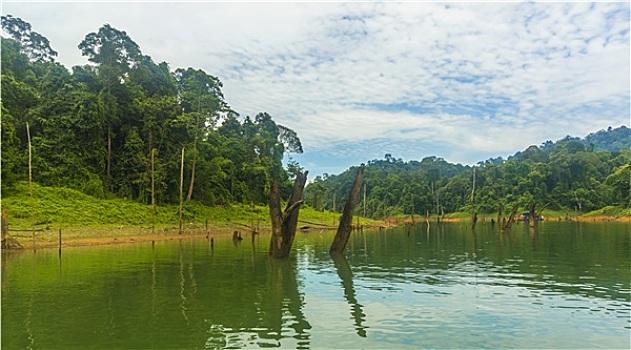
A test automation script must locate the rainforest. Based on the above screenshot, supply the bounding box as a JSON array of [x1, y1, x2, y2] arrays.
[[1, 15, 630, 229]]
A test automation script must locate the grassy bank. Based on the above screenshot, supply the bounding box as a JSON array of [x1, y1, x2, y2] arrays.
[[387, 206, 631, 223], [1, 183, 381, 248], [3, 183, 627, 249]]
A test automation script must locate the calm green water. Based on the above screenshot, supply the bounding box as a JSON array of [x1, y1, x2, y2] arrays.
[[2, 222, 630, 349]]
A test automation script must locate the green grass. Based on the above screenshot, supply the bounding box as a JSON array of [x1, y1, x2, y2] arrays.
[[582, 205, 631, 218], [441, 206, 630, 221], [2, 182, 382, 231]]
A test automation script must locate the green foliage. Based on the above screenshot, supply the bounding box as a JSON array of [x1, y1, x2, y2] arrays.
[[1, 15, 58, 62], [2, 16, 303, 210], [582, 125, 631, 152], [306, 128, 631, 218], [1, 182, 376, 230]]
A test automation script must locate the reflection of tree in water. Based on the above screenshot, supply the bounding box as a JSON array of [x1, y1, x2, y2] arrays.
[[203, 258, 311, 349], [332, 253, 367, 338]]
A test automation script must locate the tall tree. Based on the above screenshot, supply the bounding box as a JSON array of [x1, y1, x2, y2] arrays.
[[1, 14, 58, 62], [174, 68, 229, 202], [78, 24, 143, 192]]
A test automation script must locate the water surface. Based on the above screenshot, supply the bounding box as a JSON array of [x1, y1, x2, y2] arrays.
[[2, 222, 630, 349]]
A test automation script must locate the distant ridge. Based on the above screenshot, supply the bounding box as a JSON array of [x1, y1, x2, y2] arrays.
[[543, 125, 630, 152], [514, 124, 630, 159], [580, 125, 630, 152], [305, 125, 631, 216]]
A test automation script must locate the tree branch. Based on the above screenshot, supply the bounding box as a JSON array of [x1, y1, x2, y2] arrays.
[[282, 200, 304, 223]]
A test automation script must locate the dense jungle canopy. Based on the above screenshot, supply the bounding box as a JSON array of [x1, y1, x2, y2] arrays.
[[2, 15, 630, 219], [304, 127, 631, 218], [1, 16, 303, 205]]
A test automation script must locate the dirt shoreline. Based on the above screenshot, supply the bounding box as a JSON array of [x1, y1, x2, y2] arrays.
[[3, 215, 628, 251], [3, 226, 256, 251]]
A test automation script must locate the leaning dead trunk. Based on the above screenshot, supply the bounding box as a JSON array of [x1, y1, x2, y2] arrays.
[[503, 203, 520, 230], [280, 171, 308, 256], [536, 203, 549, 220], [330, 164, 365, 254], [269, 171, 308, 259]]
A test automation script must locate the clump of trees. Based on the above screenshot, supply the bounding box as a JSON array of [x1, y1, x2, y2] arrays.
[[1, 15, 303, 206], [305, 128, 631, 218]]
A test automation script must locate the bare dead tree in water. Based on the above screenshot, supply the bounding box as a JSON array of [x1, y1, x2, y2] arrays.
[[497, 203, 504, 232], [503, 203, 520, 230], [528, 203, 536, 228], [269, 171, 308, 259], [330, 165, 365, 254], [470, 167, 477, 230]]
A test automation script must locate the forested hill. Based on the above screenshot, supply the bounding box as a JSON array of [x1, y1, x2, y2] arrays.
[[580, 125, 630, 151], [304, 125, 631, 218], [1, 15, 303, 205]]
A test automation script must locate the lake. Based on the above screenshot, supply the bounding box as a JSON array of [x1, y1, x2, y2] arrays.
[[2, 221, 630, 349]]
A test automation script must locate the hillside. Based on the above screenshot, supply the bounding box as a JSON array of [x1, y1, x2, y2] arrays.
[[581, 125, 630, 151], [305, 125, 631, 218]]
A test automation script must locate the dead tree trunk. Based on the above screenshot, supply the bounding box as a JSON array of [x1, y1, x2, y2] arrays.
[[151, 148, 156, 210], [470, 167, 477, 230], [107, 124, 112, 192], [330, 165, 365, 254], [436, 190, 441, 223], [497, 203, 504, 232], [503, 203, 520, 230], [528, 203, 536, 228], [27, 122, 33, 201], [269, 171, 308, 259], [151, 148, 156, 234], [185, 116, 199, 203], [536, 203, 549, 219], [178, 147, 185, 234]]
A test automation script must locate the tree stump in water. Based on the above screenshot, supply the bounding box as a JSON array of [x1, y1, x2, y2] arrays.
[[269, 171, 308, 259], [330, 164, 365, 254]]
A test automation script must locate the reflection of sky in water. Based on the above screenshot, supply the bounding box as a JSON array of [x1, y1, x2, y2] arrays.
[[300, 263, 629, 349], [1, 222, 629, 349], [294, 224, 630, 349]]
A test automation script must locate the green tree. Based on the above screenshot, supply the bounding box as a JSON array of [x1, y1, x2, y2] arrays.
[[78, 24, 144, 192], [174, 67, 229, 202], [1, 14, 58, 62]]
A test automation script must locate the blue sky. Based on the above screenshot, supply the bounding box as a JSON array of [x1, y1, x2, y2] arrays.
[[4, 1, 629, 178]]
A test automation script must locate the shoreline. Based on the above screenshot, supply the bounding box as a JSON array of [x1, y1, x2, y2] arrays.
[[3, 215, 628, 251], [390, 214, 630, 224], [2, 225, 256, 251]]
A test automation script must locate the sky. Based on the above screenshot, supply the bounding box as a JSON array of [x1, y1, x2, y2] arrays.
[[3, 1, 630, 178]]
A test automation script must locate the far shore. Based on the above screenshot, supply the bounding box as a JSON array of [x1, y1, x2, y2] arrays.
[[393, 214, 630, 224], [2, 214, 629, 251]]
